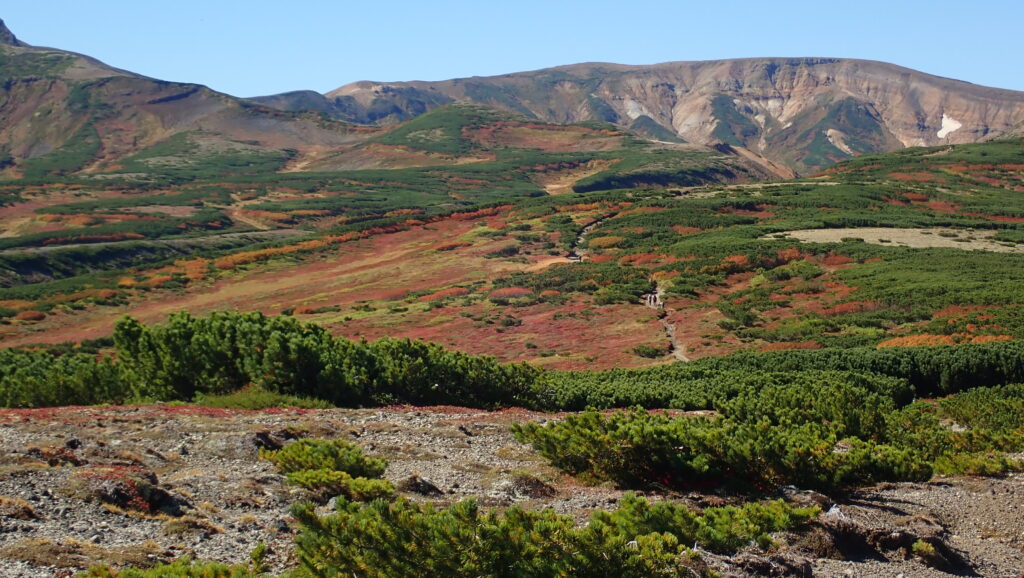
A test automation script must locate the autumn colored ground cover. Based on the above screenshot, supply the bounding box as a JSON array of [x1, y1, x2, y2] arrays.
[[5, 134, 1024, 366]]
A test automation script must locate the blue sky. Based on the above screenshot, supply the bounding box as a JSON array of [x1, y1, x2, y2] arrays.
[[5, 1, 1023, 97]]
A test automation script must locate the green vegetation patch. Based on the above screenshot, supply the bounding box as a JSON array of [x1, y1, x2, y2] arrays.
[[290, 493, 814, 577]]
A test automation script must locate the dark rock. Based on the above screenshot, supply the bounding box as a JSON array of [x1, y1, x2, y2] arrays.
[[729, 552, 813, 576], [26, 445, 85, 467], [509, 474, 557, 499], [201, 431, 285, 459], [396, 475, 443, 496], [779, 485, 832, 510], [67, 466, 188, 516], [253, 430, 283, 451]]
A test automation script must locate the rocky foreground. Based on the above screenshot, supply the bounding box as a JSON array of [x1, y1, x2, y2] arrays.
[[0, 405, 1021, 577]]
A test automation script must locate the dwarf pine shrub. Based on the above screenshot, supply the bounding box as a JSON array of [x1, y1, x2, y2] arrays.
[[260, 439, 386, 478], [289, 493, 814, 577], [286, 469, 395, 502]]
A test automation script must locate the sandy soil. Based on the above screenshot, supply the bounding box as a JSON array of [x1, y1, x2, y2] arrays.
[[774, 227, 1024, 253]]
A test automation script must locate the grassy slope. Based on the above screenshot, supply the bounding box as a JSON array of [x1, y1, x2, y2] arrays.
[[2, 99, 1022, 366]]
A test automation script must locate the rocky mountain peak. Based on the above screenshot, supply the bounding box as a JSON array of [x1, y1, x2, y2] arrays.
[[0, 19, 25, 47]]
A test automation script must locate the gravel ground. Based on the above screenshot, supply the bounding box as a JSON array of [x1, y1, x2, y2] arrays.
[[0, 405, 1020, 577]]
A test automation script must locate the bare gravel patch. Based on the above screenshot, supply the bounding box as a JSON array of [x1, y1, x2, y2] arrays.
[[773, 227, 1024, 253], [0, 406, 1021, 576]]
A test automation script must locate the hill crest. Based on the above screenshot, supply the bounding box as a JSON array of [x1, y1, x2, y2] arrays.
[[251, 57, 1024, 173]]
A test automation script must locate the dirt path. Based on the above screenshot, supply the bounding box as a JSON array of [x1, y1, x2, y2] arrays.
[[642, 284, 689, 362], [566, 216, 688, 361], [209, 193, 273, 231], [567, 213, 616, 262]]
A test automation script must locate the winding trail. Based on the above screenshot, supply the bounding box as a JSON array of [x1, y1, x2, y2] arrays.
[[641, 284, 689, 362], [567, 213, 616, 262], [564, 213, 688, 361]]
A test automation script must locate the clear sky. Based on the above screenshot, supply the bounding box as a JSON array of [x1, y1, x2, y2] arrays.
[[4, 1, 1023, 97]]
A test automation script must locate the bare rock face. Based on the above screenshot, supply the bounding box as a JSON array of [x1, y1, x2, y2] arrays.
[[0, 19, 24, 47], [310, 58, 1024, 173]]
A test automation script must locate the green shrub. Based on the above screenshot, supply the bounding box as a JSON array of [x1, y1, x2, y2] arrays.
[[79, 557, 257, 577], [513, 408, 932, 492], [632, 344, 667, 358], [260, 439, 386, 479], [286, 469, 395, 502], [290, 493, 813, 577]]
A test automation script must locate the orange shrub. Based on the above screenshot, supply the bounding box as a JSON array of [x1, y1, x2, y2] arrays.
[[418, 287, 471, 302], [671, 225, 702, 235], [775, 248, 803, 263], [14, 311, 46, 322], [448, 206, 511, 221], [435, 242, 471, 252], [932, 304, 990, 319], [588, 236, 625, 249], [488, 287, 534, 300], [969, 335, 1014, 344], [141, 275, 173, 288], [384, 208, 425, 217], [759, 341, 822, 352], [877, 334, 957, 348], [821, 301, 882, 316], [818, 253, 854, 266]]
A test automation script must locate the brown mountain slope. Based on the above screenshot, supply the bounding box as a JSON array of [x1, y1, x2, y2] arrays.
[[0, 20, 776, 182], [257, 58, 1024, 174], [0, 19, 368, 177]]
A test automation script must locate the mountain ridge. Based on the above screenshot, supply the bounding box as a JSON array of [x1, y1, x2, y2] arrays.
[[0, 18, 23, 47], [253, 57, 1024, 173]]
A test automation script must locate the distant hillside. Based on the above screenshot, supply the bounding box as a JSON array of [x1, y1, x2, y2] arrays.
[[0, 19, 780, 185], [0, 19, 366, 180], [255, 58, 1024, 174]]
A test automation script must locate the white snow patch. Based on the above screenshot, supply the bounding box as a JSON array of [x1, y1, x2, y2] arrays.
[[937, 114, 962, 139], [826, 129, 855, 155]]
